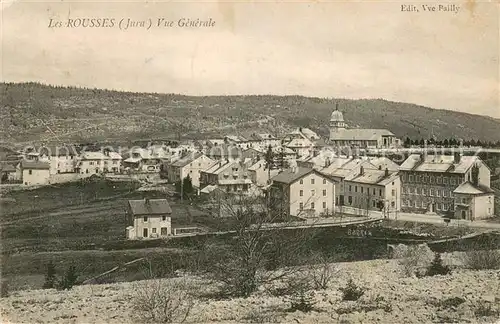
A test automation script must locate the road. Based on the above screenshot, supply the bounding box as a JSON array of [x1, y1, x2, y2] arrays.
[[366, 210, 500, 230]]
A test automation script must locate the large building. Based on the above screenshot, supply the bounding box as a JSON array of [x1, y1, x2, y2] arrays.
[[329, 105, 399, 149], [399, 153, 494, 219], [269, 166, 336, 218]]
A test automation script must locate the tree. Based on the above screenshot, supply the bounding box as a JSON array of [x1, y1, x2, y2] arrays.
[[175, 175, 195, 200], [404, 137, 411, 148], [200, 193, 315, 298], [43, 261, 57, 289], [57, 265, 78, 290], [264, 145, 275, 182], [425, 252, 450, 277]]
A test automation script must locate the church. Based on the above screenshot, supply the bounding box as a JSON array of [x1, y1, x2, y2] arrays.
[[329, 105, 400, 149]]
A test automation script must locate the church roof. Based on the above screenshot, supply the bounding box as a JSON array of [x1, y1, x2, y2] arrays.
[[330, 129, 395, 141], [331, 109, 344, 122]]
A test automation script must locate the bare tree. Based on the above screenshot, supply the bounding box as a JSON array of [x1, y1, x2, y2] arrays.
[[133, 279, 195, 323], [198, 192, 317, 298]]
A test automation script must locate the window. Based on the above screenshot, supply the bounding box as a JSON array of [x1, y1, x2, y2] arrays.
[[403, 187, 408, 194], [409, 175, 414, 182], [300, 179, 303, 184], [449, 191, 453, 197], [437, 177, 442, 184], [323, 179, 326, 184], [311, 202, 315, 209], [143, 216, 148, 222], [436, 190, 441, 197], [488, 208, 492, 214], [430, 177, 435, 184], [379, 189, 383, 196], [361, 187, 364, 194], [442, 203, 446, 211], [299, 203, 303, 210], [162, 216, 166, 221], [355, 186, 358, 193], [152, 228, 157, 234], [443, 177, 448, 184], [462, 198, 467, 204], [311, 178, 315, 185], [373, 200, 377, 207], [392, 181, 395, 186], [311, 189, 316, 196], [437, 204, 441, 211], [161, 227, 169, 236], [489, 197, 492, 203], [300, 190, 303, 197], [373, 188, 376, 195], [423, 188, 428, 195], [430, 189, 434, 196], [409, 188, 415, 194], [323, 189, 327, 196], [323, 201, 326, 209], [348, 196, 353, 204], [414, 201, 418, 207], [90, 161, 94, 165], [392, 189, 396, 197], [349, 185, 352, 192], [28, 170, 32, 175], [416, 188, 421, 195], [391, 201, 395, 208]]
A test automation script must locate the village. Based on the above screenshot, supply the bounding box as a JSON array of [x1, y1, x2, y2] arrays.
[[1, 105, 498, 242]]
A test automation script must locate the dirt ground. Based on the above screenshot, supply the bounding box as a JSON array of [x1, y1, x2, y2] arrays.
[[1, 256, 499, 324]]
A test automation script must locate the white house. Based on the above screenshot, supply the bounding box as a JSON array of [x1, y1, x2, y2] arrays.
[[164, 152, 216, 188], [248, 158, 280, 187], [20, 160, 50, 186], [270, 166, 336, 218], [126, 198, 172, 239], [77, 151, 122, 176]]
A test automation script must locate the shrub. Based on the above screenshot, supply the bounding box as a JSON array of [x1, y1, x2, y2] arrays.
[[340, 279, 365, 301], [425, 252, 451, 277], [462, 249, 500, 270], [307, 254, 337, 290], [1, 280, 10, 298], [43, 261, 57, 289], [56, 265, 79, 290], [434, 296, 466, 309], [133, 279, 194, 323], [396, 244, 433, 277], [289, 290, 316, 313], [474, 303, 500, 317]]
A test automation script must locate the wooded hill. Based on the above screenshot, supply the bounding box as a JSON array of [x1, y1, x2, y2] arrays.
[[1, 82, 499, 145]]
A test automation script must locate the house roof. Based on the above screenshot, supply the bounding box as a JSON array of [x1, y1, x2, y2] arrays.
[[0, 163, 16, 172], [453, 182, 495, 195], [80, 151, 122, 160], [20, 160, 50, 170], [248, 159, 266, 171], [330, 129, 395, 141], [128, 199, 172, 215], [366, 157, 400, 172], [170, 152, 205, 167], [400, 154, 479, 174], [271, 167, 334, 185], [348, 169, 399, 185]]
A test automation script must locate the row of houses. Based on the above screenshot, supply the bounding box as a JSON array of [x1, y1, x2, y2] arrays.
[[163, 145, 495, 222]]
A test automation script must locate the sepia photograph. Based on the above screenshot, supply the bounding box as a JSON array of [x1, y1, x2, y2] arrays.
[[1, 0, 499, 323]]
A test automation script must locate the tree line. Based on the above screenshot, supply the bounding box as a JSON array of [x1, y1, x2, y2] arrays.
[[403, 137, 500, 148]]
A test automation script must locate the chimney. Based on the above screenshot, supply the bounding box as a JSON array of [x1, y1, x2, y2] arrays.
[[384, 168, 389, 177], [360, 166, 364, 176]]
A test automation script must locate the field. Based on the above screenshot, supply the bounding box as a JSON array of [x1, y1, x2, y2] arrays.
[[0, 179, 225, 291], [2, 257, 499, 324]]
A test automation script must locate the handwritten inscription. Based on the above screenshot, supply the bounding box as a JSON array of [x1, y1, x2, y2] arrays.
[[48, 17, 216, 30], [401, 4, 461, 13], [347, 229, 373, 237]]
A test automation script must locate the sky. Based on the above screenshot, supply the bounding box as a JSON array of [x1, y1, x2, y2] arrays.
[[1, 0, 499, 118]]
